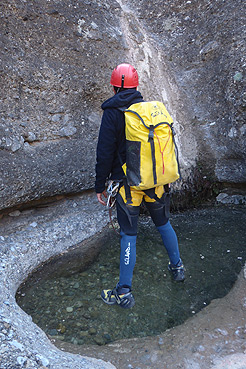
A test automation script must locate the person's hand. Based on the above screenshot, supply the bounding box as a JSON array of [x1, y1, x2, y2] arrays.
[[96, 190, 107, 206]]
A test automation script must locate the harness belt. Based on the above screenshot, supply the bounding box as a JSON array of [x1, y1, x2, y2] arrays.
[[116, 191, 133, 227], [143, 184, 170, 219]]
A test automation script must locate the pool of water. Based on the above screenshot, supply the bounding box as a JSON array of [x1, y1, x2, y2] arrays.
[[16, 205, 246, 346]]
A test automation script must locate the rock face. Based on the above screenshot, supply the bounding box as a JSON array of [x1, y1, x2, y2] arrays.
[[0, 192, 116, 369], [0, 0, 245, 210]]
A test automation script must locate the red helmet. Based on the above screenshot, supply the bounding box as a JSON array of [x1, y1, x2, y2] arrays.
[[110, 63, 139, 88]]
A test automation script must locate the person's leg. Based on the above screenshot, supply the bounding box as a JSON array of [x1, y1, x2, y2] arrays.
[[157, 221, 180, 265], [144, 198, 179, 263], [115, 197, 138, 290], [118, 231, 137, 289], [157, 220, 185, 281], [144, 189, 185, 281], [101, 187, 142, 308]]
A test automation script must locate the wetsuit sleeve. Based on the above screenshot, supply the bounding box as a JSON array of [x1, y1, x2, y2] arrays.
[[95, 109, 119, 193]]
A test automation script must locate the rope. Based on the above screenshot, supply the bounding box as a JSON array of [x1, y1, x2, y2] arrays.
[[154, 126, 171, 175]]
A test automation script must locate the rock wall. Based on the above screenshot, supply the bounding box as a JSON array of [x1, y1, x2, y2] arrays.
[[0, 0, 245, 210]]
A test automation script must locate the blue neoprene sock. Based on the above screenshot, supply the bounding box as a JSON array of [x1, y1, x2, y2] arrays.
[[119, 231, 137, 289], [157, 221, 180, 265]]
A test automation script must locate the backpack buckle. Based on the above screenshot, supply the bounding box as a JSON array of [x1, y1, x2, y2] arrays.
[[148, 125, 154, 141]]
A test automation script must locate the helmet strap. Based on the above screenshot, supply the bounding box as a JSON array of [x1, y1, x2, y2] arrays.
[[121, 75, 125, 88], [114, 86, 120, 94]]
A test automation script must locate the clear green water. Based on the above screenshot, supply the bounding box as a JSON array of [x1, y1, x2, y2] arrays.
[[16, 206, 246, 346]]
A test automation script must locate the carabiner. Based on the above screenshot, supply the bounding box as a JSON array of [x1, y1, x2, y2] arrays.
[[106, 181, 120, 209]]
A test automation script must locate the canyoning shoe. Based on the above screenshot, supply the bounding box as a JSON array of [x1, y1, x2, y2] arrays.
[[168, 259, 185, 282], [101, 287, 135, 309]]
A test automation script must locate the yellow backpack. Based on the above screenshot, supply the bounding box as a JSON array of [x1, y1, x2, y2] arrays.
[[120, 101, 180, 193]]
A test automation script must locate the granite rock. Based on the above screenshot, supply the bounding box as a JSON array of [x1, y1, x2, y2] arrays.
[[0, 0, 245, 210]]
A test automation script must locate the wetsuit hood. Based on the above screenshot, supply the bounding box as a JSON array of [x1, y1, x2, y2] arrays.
[[101, 89, 143, 110]]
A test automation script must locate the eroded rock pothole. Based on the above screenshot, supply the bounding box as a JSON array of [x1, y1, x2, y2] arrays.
[[16, 206, 246, 347]]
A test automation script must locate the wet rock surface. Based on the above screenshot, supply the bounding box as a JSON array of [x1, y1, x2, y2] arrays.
[[0, 191, 245, 368], [1, 0, 245, 210], [0, 191, 115, 369]]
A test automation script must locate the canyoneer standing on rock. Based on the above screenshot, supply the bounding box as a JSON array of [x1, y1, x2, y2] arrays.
[[95, 63, 185, 309]]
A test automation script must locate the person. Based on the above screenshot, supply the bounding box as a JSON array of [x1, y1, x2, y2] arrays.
[[95, 63, 185, 309]]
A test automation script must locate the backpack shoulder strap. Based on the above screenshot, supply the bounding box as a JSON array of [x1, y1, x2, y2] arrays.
[[117, 106, 127, 112], [118, 104, 150, 130]]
